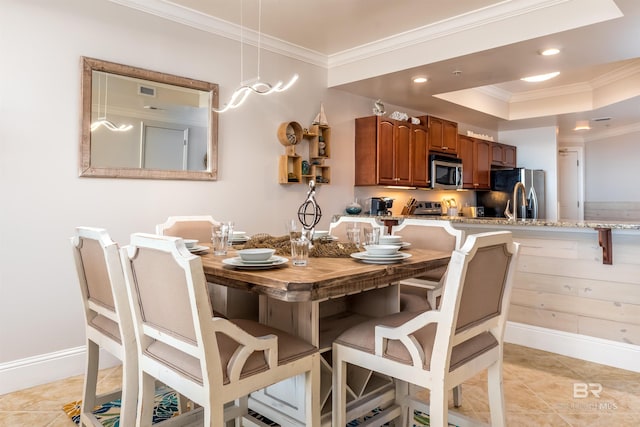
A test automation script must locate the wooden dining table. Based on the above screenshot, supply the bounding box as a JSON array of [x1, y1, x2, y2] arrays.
[[199, 246, 451, 426]]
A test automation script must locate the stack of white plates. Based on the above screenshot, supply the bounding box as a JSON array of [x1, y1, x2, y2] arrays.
[[222, 255, 288, 270], [230, 231, 250, 243], [378, 235, 411, 249], [351, 244, 413, 264], [350, 251, 412, 264], [188, 245, 209, 255]]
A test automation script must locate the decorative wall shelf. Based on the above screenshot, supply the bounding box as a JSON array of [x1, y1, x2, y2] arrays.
[[278, 122, 331, 185]]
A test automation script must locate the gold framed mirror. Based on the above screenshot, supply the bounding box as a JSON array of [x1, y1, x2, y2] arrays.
[[80, 57, 218, 180]]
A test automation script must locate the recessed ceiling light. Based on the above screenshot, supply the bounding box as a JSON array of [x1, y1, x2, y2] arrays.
[[521, 71, 560, 82], [574, 120, 591, 131], [413, 76, 428, 83], [540, 48, 560, 56]]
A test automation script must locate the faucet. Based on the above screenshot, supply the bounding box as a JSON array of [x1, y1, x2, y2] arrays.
[[511, 182, 528, 221]]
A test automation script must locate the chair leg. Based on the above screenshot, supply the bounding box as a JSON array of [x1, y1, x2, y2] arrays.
[[80, 340, 99, 427], [138, 372, 156, 427], [207, 403, 225, 427], [428, 385, 447, 427], [119, 347, 138, 427], [487, 361, 506, 427], [452, 384, 462, 407], [332, 355, 347, 427]]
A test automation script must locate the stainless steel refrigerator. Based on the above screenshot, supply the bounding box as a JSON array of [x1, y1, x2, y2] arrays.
[[476, 168, 545, 219]]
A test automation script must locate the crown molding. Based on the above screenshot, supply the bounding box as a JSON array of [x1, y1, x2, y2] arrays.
[[328, 0, 572, 68], [108, 0, 578, 72], [473, 85, 513, 102], [105, 0, 328, 68], [590, 60, 640, 88], [510, 82, 594, 103]]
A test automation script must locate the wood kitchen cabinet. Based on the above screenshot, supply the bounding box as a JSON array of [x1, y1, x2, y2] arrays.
[[411, 124, 430, 187], [491, 142, 517, 168], [355, 116, 411, 186], [458, 135, 491, 189], [424, 115, 458, 155]]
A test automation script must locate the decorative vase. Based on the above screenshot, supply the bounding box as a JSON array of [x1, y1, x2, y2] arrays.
[[346, 199, 363, 215], [301, 160, 311, 175]]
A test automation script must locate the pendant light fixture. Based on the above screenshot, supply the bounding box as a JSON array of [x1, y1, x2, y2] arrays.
[[90, 72, 133, 132], [214, 0, 298, 113]]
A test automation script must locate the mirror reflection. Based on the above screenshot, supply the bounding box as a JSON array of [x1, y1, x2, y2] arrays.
[[80, 57, 218, 180]]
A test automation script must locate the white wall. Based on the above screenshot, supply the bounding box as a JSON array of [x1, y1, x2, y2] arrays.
[[0, 0, 377, 392], [498, 126, 559, 220], [585, 130, 640, 201]]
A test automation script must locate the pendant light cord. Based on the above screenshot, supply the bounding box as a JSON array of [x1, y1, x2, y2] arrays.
[[257, 0, 262, 82], [212, 0, 298, 113]]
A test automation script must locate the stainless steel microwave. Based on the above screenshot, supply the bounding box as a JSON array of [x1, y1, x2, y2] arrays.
[[430, 154, 463, 189]]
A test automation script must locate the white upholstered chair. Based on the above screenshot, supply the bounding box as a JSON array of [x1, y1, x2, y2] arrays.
[[70, 227, 137, 427], [328, 216, 382, 241], [156, 215, 256, 320], [394, 219, 464, 311], [332, 231, 520, 427], [120, 233, 321, 426], [155, 215, 219, 243]]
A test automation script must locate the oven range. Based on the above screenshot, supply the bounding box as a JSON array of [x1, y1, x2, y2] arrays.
[[412, 201, 445, 216]]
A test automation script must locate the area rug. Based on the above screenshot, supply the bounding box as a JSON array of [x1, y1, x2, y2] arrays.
[[65, 392, 456, 427], [63, 385, 179, 426]]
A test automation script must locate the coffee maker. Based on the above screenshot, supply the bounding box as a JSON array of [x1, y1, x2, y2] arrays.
[[369, 197, 394, 215]]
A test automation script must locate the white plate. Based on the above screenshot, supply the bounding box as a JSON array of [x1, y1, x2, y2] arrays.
[[235, 256, 280, 265], [188, 245, 209, 253], [351, 252, 412, 264], [222, 256, 288, 269], [230, 236, 250, 243], [351, 251, 409, 259], [360, 251, 404, 259]]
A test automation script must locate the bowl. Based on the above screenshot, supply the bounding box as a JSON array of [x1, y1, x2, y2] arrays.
[[313, 230, 329, 239], [231, 231, 247, 239], [345, 206, 362, 215], [237, 248, 275, 262], [182, 239, 198, 249], [364, 244, 400, 256], [378, 235, 402, 245]]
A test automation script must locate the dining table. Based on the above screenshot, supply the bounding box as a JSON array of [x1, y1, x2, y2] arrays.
[[199, 244, 451, 426]]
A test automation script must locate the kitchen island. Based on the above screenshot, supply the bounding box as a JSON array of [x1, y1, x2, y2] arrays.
[[335, 214, 640, 372]]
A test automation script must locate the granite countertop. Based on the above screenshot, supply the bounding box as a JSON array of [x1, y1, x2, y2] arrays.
[[338, 214, 640, 230]]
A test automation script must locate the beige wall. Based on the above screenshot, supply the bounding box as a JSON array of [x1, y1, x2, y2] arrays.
[[0, 0, 366, 391]]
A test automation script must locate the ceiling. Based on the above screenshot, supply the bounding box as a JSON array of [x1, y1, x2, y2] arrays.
[[116, 0, 640, 141]]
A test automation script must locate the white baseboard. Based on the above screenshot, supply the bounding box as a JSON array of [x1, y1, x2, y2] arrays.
[[505, 321, 640, 373], [0, 346, 120, 395]]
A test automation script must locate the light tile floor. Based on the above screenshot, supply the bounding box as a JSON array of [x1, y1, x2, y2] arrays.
[[0, 343, 638, 426]]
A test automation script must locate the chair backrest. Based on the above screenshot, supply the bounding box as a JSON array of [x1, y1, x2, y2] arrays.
[[156, 215, 219, 243], [392, 218, 464, 252], [328, 216, 381, 241], [436, 231, 519, 362], [70, 227, 134, 351], [120, 233, 230, 389]]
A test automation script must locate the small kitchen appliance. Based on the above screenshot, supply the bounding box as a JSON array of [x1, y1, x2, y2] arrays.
[[430, 154, 463, 190], [412, 201, 444, 216], [369, 197, 394, 215]]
